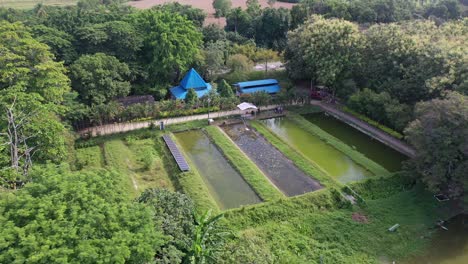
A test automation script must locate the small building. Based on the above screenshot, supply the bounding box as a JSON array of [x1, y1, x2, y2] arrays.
[[170, 68, 212, 100], [235, 79, 280, 95]]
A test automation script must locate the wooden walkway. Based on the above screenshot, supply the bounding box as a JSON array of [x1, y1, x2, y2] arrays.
[[162, 135, 189, 172]]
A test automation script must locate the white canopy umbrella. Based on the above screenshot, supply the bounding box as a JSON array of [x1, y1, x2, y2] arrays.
[[237, 102, 258, 111]]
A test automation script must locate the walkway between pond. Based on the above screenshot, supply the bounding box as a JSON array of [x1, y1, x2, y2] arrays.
[[311, 101, 416, 158], [78, 105, 281, 137]]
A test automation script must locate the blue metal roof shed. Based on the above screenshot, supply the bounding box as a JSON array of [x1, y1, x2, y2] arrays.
[[170, 68, 212, 99], [236, 79, 280, 95]]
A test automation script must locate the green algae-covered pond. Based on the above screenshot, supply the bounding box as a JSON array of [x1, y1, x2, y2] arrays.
[[175, 130, 261, 209], [304, 113, 407, 172], [262, 117, 373, 183]]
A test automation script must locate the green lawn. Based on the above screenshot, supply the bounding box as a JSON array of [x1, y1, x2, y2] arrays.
[[0, 0, 77, 9]]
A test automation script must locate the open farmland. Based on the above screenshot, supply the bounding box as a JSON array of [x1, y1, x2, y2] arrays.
[[128, 0, 296, 25]]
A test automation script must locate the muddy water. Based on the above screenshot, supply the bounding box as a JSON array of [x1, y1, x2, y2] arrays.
[[222, 123, 322, 196], [304, 113, 407, 172], [175, 130, 261, 209], [262, 117, 373, 183], [403, 214, 468, 264]]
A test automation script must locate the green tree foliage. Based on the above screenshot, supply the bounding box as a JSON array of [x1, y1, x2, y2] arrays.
[[138, 189, 195, 264], [285, 16, 362, 96], [213, 0, 232, 18], [185, 88, 198, 107], [187, 210, 226, 263], [31, 25, 77, 65], [156, 3, 207, 27], [218, 79, 234, 98], [0, 21, 70, 104], [129, 10, 202, 97], [226, 8, 253, 36], [75, 21, 143, 62], [227, 54, 254, 73], [0, 167, 164, 263], [348, 88, 411, 131], [203, 41, 227, 79], [405, 92, 468, 203], [254, 8, 291, 50], [0, 91, 69, 188], [202, 24, 227, 44], [254, 48, 279, 72], [70, 53, 131, 105], [246, 0, 262, 17]]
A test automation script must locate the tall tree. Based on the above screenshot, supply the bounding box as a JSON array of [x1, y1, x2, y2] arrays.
[[213, 0, 232, 18], [405, 92, 468, 204], [255, 8, 291, 50], [285, 15, 363, 96], [218, 79, 234, 98], [129, 10, 202, 97], [70, 53, 131, 105], [0, 21, 70, 104]]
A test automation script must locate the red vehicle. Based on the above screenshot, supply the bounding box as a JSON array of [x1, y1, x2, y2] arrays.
[[310, 86, 329, 100]]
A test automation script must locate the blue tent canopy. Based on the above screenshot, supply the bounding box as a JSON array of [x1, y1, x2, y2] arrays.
[[236, 79, 280, 94], [170, 68, 212, 99]]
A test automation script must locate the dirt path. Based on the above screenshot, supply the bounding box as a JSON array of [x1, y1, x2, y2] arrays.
[[311, 101, 416, 158]]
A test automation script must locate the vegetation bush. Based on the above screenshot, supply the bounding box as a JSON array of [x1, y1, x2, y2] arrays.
[[341, 106, 404, 139], [75, 146, 103, 169]]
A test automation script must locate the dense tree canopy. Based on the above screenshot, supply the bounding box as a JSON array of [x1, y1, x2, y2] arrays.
[[70, 53, 131, 105], [0, 21, 70, 104], [0, 167, 164, 263], [129, 10, 203, 98], [285, 16, 362, 96], [405, 92, 468, 204]]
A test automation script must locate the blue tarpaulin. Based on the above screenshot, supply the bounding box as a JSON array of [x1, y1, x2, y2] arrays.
[[170, 68, 212, 99]]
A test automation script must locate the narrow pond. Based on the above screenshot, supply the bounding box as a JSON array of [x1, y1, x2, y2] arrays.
[[175, 130, 261, 209], [262, 117, 373, 183], [223, 123, 322, 196], [304, 113, 407, 172], [402, 214, 468, 264]]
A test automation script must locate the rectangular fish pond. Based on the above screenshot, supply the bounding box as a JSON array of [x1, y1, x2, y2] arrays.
[[303, 113, 408, 172], [262, 117, 373, 183], [174, 130, 261, 210], [222, 123, 322, 197]]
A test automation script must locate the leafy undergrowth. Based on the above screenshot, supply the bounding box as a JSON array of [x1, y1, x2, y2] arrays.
[[222, 179, 443, 263], [75, 146, 103, 169], [204, 126, 284, 201]]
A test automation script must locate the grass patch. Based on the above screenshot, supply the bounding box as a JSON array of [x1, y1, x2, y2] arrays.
[[287, 113, 390, 176], [75, 146, 103, 169], [205, 126, 285, 201], [222, 180, 445, 263], [126, 138, 175, 191], [102, 139, 174, 197], [250, 121, 339, 189], [169, 133, 220, 214]]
